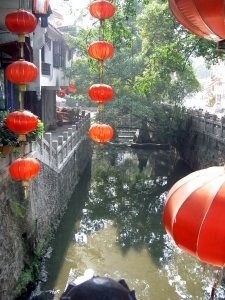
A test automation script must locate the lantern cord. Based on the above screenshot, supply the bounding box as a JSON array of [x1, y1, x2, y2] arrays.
[[17, 42, 24, 59], [19, 0, 25, 9], [21, 141, 25, 156]]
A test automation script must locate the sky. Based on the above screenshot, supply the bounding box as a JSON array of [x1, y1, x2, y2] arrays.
[[52, 0, 92, 26]]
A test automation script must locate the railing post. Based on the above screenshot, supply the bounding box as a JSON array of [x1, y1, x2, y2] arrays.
[[44, 132, 52, 163], [63, 132, 69, 156], [58, 136, 63, 164], [72, 125, 77, 146], [52, 141, 58, 166]]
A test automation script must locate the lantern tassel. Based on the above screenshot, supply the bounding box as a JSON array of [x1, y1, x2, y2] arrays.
[[98, 103, 104, 111], [22, 180, 29, 200]]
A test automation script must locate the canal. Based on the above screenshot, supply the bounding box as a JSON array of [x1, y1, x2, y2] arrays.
[[28, 145, 225, 299]]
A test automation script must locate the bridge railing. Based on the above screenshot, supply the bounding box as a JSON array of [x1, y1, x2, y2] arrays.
[[0, 114, 91, 173], [190, 110, 225, 139], [36, 113, 90, 172]]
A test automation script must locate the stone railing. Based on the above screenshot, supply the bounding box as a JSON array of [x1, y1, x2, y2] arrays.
[[36, 113, 90, 172], [191, 110, 225, 139], [0, 114, 91, 173]]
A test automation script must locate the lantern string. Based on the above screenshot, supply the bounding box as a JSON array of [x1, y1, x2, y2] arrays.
[[21, 141, 25, 156], [19, 0, 25, 9], [17, 42, 25, 59]]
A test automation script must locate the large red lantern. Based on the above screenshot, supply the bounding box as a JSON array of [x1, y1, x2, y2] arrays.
[[5, 9, 37, 42], [168, 0, 225, 42], [88, 84, 114, 109], [6, 59, 38, 91], [9, 157, 40, 181], [88, 122, 114, 144], [163, 166, 225, 267], [9, 157, 40, 198], [89, 0, 116, 21], [88, 41, 114, 61], [6, 110, 38, 140]]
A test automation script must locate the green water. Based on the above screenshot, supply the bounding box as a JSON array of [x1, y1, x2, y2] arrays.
[[29, 147, 225, 300]]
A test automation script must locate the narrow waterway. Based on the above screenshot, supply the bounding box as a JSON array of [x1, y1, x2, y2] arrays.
[[28, 146, 225, 300]]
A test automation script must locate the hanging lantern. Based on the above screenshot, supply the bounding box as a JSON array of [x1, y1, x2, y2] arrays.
[[6, 59, 38, 91], [88, 122, 114, 144], [88, 84, 114, 109], [168, 0, 225, 42], [57, 89, 66, 98], [5, 9, 37, 43], [88, 41, 114, 61], [6, 110, 38, 141], [9, 157, 40, 199], [9, 157, 40, 181], [163, 166, 225, 267], [68, 83, 76, 95], [89, 0, 116, 21]]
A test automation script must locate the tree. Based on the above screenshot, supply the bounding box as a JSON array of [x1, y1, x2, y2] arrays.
[[63, 0, 223, 146]]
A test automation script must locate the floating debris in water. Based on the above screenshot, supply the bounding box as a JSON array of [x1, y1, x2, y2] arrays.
[[74, 233, 87, 243]]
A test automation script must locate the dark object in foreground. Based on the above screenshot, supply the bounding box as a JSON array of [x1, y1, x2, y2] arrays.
[[60, 276, 137, 300]]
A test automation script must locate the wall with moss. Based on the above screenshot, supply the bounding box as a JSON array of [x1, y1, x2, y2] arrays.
[[0, 138, 92, 300]]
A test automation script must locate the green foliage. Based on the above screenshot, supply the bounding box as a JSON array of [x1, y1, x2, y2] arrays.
[[26, 119, 44, 141], [9, 201, 25, 218], [0, 120, 19, 146], [19, 269, 32, 287], [0, 110, 10, 120], [17, 229, 54, 293]]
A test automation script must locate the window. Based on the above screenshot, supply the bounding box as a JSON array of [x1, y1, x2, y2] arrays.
[[53, 41, 62, 68]]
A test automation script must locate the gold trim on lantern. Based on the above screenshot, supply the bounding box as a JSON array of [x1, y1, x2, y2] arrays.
[[19, 134, 26, 142], [19, 84, 26, 92], [18, 34, 25, 43], [98, 103, 104, 110]]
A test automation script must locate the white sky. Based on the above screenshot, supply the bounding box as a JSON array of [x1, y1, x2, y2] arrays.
[[52, 0, 92, 25]]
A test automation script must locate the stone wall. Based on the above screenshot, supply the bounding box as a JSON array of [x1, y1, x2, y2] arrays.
[[179, 129, 225, 171], [0, 138, 92, 300]]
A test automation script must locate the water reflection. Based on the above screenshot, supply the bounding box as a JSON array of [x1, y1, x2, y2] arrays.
[[29, 146, 225, 300]]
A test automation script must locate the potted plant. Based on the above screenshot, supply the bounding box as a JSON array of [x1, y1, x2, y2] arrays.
[[0, 120, 20, 156], [26, 119, 45, 141]]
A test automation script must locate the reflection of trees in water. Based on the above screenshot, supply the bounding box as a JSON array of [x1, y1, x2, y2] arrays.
[[84, 148, 225, 298], [80, 145, 191, 266]]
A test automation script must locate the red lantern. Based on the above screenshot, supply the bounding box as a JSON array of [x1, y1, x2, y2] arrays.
[[89, 0, 116, 20], [88, 41, 114, 61], [168, 0, 225, 42], [9, 157, 40, 181], [68, 83, 76, 95], [5, 9, 37, 42], [6, 110, 38, 136], [57, 89, 66, 98], [88, 83, 114, 109], [88, 123, 114, 144], [163, 166, 225, 267], [6, 59, 38, 91]]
